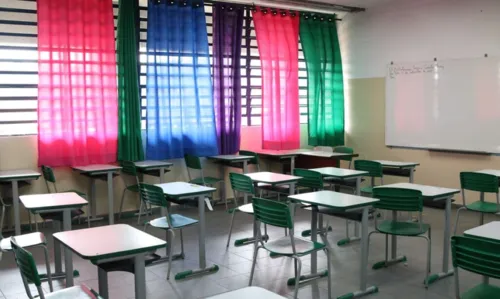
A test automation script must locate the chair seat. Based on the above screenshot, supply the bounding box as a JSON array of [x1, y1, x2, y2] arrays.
[[148, 214, 198, 229], [237, 203, 254, 214], [376, 220, 430, 236], [45, 285, 98, 299], [466, 201, 500, 213], [190, 177, 223, 186], [360, 186, 374, 194], [460, 283, 500, 299], [0, 232, 46, 252], [39, 209, 85, 222], [263, 236, 325, 256]]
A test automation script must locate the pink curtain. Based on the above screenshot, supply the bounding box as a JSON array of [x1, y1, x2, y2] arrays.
[[37, 0, 118, 166], [252, 8, 300, 150]]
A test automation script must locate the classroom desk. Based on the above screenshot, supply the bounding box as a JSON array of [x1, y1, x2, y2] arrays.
[[0, 169, 41, 235], [155, 182, 218, 280], [207, 287, 287, 299], [134, 160, 173, 183], [53, 224, 165, 299], [72, 164, 122, 225], [288, 190, 379, 299], [250, 149, 310, 173], [374, 183, 460, 286], [296, 151, 359, 170], [372, 160, 419, 183], [20, 192, 87, 285]]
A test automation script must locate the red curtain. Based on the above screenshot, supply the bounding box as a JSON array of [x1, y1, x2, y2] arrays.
[[37, 0, 118, 166], [252, 9, 300, 150]]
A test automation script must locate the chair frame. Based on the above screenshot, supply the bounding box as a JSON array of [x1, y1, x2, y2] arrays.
[[117, 161, 151, 224]]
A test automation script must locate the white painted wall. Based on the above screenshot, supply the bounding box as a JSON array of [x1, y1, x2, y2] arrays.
[[338, 0, 500, 79]]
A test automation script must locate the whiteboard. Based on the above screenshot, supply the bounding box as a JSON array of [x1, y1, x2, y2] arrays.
[[385, 57, 500, 153]]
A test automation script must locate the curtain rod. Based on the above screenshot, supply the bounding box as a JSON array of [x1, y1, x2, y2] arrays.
[[207, 0, 365, 15]]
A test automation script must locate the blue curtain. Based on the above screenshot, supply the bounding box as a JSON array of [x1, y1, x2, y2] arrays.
[[146, 0, 218, 159]]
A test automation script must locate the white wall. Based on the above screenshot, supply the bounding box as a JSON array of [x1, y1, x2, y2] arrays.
[[338, 0, 500, 79]]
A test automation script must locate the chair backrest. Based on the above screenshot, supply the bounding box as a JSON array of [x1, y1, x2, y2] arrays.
[[334, 146, 354, 163], [229, 172, 255, 195], [41, 165, 56, 183], [293, 168, 323, 191], [372, 187, 423, 212], [10, 238, 44, 299], [354, 160, 383, 178], [138, 183, 168, 208], [121, 160, 138, 177], [184, 154, 202, 170], [239, 150, 260, 170], [252, 197, 293, 229], [460, 172, 499, 193], [451, 235, 500, 279]]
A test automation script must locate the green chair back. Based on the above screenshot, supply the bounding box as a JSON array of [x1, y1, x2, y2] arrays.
[[252, 197, 293, 229], [138, 183, 167, 208], [229, 172, 255, 195], [293, 168, 323, 191], [372, 187, 423, 212], [239, 150, 260, 167], [354, 160, 383, 178], [121, 160, 138, 177], [333, 146, 354, 162], [10, 238, 42, 287], [451, 235, 500, 279], [460, 172, 499, 193], [41, 165, 56, 183], [184, 154, 202, 170]]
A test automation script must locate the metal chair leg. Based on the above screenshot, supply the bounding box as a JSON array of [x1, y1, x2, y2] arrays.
[[385, 234, 389, 262], [453, 207, 466, 235], [179, 229, 185, 257], [42, 245, 53, 292], [137, 200, 144, 225], [226, 210, 237, 248], [35, 216, 38, 232], [291, 256, 302, 299], [167, 230, 175, 280], [325, 248, 332, 299], [28, 212, 32, 231], [118, 189, 127, 220], [248, 245, 261, 285]]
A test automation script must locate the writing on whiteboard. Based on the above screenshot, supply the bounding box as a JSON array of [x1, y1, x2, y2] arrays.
[[389, 63, 444, 78]]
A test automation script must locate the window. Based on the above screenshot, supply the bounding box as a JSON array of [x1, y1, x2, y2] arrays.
[[0, 0, 307, 136]]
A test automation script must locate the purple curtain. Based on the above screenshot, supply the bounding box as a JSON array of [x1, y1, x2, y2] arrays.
[[213, 3, 244, 154]]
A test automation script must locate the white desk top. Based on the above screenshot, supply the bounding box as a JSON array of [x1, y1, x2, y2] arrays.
[[300, 151, 354, 158], [464, 221, 500, 241], [72, 164, 122, 173], [20, 192, 87, 211], [134, 160, 173, 168], [155, 182, 216, 198], [289, 190, 379, 210], [207, 287, 286, 299], [53, 224, 166, 260], [376, 183, 460, 198], [311, 167, 368, 178], [0, 169, 41, 180], [373, 160, 420, 168], [245, 171, 301, 184], [475, 169, 500, 177], [208, 155, 254, 161]]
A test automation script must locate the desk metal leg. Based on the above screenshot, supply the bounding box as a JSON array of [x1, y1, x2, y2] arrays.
[[338, 177, 362, 246], [339, 207, 378, 298], [290, 157, 296, 174], [98, 267, 109, 299], [373, 211, 407, 269], [12, 181, 20, 235], [174, 195, 218, 280], [427, 197, 454, 285], [107, 172, 114, 225], [134, 254, 146, 299], [409, 167, 415, 183], [85, 178, 103, 222], [63, 210, 74, 287], [160, 167, 167, 217]]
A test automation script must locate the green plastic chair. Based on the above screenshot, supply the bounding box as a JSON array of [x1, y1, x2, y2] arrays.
[[293, 168, 324, 193], [117, 161, 151, 224], [10, 238, 102, 299], [454, 172, 500, 234], [354, 160, 384, 195], [239, 150, 261, 172], [38, 165, 88, 230], [368, 187, 431, 287], [451, 235, 500, 299], [139, 183, 198, 280], [184, 154, 226, 208], [227, 172, 266, 247], [249, 197, 331, 299], [334, 146, 354, 169]]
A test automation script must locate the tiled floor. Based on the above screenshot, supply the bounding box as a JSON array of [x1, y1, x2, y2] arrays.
[[0, 202, 498, 299]]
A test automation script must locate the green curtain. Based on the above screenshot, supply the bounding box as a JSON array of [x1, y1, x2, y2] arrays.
[[300, 14, 345, 146], [117, 0, 144, 161]]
